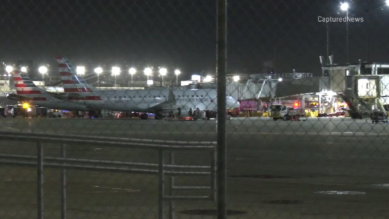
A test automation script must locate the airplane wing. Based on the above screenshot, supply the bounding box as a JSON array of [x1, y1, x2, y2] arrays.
[[6, 93, 30, 101], [46, 92, 82, 100]]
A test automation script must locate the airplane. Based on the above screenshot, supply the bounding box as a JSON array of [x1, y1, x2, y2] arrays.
[[8, 70, 89, 111], [171, 87, 239, 117], [55, 56, 239, 119]]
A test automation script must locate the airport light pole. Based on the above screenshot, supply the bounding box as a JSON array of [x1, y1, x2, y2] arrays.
[[326, 22, 330, 61], [111, 66, 121, 87], [5, 65, 13, 87], [129, 67, 136, 85], [233, 75, 240, 82], [203, 75, 213, 83], [21, 66, 28, 73], [144, 67, 152, 86], [174, 69, 181, 85], [5, 65, 13, 76], [158, 67, 167, 87], [340, 2, 349, 63], [76, 66, 85, 76], [94, 67, 103, 87], [38, 66, 48, 83]]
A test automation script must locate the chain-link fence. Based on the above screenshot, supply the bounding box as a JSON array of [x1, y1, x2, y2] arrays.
[[1, 0, 389, 218]]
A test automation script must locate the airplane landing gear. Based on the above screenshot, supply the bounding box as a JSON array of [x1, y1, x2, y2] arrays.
[[140, 113, 148, 120], [154, 110, 165, 120], [155, 113, 164, 120]]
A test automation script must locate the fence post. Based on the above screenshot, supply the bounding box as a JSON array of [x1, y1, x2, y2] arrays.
[[60, 144, 67, 219], [211, 150, 216, 201], [37, 141, 44, 219], [168, 151, 175, 219], [217, 0, 228, 218], [158, 149, 165, 219]]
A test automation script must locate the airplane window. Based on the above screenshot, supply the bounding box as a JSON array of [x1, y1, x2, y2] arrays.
[[114, 96, 117, 98], [178, 95, 181, 97], [192, 95, 194, 97], [153, 96, 156, 98], [164, 96, 166, 98], [139, 96, 141, 98], [196, 95, 198, 97], [187, 95, 189, 97], [201, 95, 203, 97], [149, 96, 151, 98], [133, 96, 135, 98], [158, 95, 160, 97]]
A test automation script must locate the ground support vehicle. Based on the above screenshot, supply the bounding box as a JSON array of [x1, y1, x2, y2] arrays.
[[271, 104, 305, 121], [371, 111, 388, 123]]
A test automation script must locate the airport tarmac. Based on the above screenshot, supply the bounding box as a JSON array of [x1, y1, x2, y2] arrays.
[[1, 117, 389, 218]]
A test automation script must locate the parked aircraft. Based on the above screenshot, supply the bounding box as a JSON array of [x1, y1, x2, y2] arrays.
[[55, 56, 239, 119], [8, 70, 89, 111]]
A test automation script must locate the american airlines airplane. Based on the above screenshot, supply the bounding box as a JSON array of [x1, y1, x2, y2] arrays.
[[55, 56, 239, 119], [9, 70, 89, 111]]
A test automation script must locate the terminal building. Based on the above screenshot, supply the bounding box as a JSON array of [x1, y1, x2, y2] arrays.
[[186, 59, 389, 117]]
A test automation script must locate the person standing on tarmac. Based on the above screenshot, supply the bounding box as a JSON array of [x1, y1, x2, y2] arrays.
[[193, 107, 201, 120]]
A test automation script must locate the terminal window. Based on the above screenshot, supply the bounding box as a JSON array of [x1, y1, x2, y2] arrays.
[[378, 68, 389, 74]]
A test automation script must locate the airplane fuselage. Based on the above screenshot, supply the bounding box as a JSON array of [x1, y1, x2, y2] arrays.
[[63, 87, 239, 116]]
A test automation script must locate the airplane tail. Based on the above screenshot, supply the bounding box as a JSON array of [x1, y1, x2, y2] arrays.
[[11, 70, 52, 101], [55, 56, 96, 93], [167, 88, 176, 103]]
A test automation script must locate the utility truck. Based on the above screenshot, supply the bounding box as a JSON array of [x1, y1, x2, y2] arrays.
[[270, 104, 305, 121]]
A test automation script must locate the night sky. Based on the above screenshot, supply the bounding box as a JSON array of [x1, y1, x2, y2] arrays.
[[1, 0, 388, 79]]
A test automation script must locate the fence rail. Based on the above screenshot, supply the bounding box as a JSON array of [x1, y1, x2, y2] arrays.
[[0, 132, 216, 219]]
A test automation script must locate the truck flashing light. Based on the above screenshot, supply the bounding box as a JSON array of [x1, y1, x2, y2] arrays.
[[22, 103, 30, 109]]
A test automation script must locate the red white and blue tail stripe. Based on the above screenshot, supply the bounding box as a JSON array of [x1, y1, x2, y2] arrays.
[[11, 70, 48, 101], [56, 56, 95, 93], [56, 56, 101, 101]]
